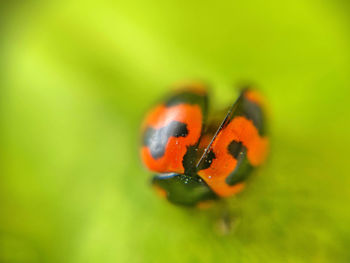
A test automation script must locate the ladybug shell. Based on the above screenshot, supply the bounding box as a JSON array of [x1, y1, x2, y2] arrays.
[[197, 89, 269, 197], [141, 84, 208, 174]]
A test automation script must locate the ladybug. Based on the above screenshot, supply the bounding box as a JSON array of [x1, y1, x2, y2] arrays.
[[140, 82, 269, 207]]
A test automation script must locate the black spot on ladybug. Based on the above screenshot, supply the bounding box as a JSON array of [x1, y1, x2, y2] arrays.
[[227, 141, 244, 159], [197, 150, 216, 171], [165, 91, 207, 108], [226, 141, 253, 185], [143, 121, 188, 159], [182, 145, 198, 174], [164, 91, 208, 119], [238, 98, 265, 135]]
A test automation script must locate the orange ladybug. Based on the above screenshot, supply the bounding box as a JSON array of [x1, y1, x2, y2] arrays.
[[140, 83, 269, 206]]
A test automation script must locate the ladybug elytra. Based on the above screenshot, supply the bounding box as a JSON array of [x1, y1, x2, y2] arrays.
[[140, 83, 269, 207]]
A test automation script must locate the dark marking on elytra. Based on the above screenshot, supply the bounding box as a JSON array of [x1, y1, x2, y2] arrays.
[[238, 97, 265, 135], [182, 145, 199, 174], [164, 91, 208, 121], [221, 91, 266, 136], [227, 141, 244, 159], [226, 141, 253, 185], [197, 150, 216, 171], [165, 91, 207, 108], [143, 121, 188, 159]]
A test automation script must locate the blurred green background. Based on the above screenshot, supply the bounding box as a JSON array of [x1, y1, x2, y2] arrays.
[[1, 0, 350, 262]]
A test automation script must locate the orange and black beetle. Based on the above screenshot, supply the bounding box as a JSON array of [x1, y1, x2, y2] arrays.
[[140, 83, 269, 206]]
